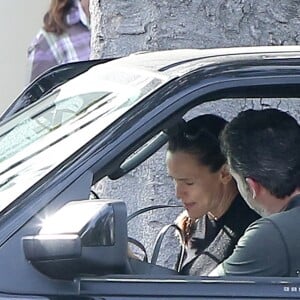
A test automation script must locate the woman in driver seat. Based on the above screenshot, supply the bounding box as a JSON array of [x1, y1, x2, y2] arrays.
[[166, 114, 259, 276]]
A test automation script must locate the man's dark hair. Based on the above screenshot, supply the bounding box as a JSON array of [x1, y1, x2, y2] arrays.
[[167, 114, 228, 172], [221, 109, 300, 198]]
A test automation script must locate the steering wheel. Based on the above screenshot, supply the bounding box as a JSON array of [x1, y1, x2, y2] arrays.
[[127, 204, 185, 272]]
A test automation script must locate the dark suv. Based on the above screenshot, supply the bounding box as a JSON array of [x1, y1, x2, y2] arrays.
[[0, 45, 300, 299]]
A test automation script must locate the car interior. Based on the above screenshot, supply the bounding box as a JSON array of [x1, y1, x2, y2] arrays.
[[20, 94, 300, 281]]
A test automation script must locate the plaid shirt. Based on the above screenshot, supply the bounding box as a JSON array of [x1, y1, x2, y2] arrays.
[[26, 0, 91, 83]]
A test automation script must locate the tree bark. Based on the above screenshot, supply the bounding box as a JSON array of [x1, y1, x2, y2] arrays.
[[90, 0, 300, 59]]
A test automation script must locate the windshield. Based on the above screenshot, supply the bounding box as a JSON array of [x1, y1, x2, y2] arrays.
[[0, 63, 170, 212]]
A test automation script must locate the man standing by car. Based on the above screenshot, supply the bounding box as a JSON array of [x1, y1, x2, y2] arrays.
[[210, 108, 300, 277]]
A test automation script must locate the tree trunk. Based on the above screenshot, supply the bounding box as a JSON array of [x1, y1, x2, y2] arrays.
[[90, 0, 300, 59]]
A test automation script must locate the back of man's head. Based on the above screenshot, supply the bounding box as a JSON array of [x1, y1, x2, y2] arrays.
[[221, 108, 300, 198]]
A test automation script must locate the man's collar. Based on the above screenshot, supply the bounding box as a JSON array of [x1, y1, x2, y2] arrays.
[[286, 194, 300, 210]]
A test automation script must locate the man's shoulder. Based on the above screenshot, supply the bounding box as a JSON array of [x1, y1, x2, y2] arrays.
[[242, 206, 300, 249], [264, 205, 300, 234], [221, 216, 289, 276], [241, 217, 278, 241], [220, 204, 300, 276]]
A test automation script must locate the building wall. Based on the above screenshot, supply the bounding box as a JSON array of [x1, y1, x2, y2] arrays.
[[0, 0, 49, 114]]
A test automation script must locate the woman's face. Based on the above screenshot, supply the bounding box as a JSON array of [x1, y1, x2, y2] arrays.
[[166, 150, 223, 220]]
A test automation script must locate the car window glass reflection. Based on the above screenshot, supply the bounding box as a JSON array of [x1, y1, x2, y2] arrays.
[[0, 91, 109, 163]]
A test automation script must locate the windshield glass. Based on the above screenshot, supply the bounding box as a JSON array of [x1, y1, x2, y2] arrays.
[[0, 63, 170, 212]]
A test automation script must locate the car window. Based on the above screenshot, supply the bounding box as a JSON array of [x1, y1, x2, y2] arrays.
[[92, 96, 300, 272], [0, 64, 170, 213], [0, 90, 109, 163]]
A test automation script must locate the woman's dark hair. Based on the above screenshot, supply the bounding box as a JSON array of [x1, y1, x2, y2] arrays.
[[167, 114, 228, 172], [43, 0, 74, 34]]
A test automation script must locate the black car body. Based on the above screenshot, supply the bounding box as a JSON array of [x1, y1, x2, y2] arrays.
[[1, 45, 300, 299]]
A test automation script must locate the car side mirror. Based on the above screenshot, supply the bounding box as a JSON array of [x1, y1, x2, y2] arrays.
[[22, 199, 128, 279]]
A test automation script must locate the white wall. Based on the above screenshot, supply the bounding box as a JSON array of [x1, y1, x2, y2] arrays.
[[0, 0, 49, 114]]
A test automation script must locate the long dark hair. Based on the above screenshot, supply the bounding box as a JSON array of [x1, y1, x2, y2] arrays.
[[43, 0, 74, 34], [167, 114, 228, 172]]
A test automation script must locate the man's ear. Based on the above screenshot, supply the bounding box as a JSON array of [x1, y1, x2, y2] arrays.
[[219, 164, 232, 185], [245, 177, 260, 199]]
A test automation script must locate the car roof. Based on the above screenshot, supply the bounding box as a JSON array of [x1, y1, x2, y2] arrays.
[[3, 45, 300, 124], [108, 45, 300, 76]]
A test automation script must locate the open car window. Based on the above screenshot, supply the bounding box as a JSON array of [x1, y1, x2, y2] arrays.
[[92, 96, 300, 272]]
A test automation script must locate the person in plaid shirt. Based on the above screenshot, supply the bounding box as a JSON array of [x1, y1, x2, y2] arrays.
[[26, 0, 91, 83]]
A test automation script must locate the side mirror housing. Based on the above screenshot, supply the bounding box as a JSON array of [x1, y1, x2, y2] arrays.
[[23, 199, 127, 279]]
